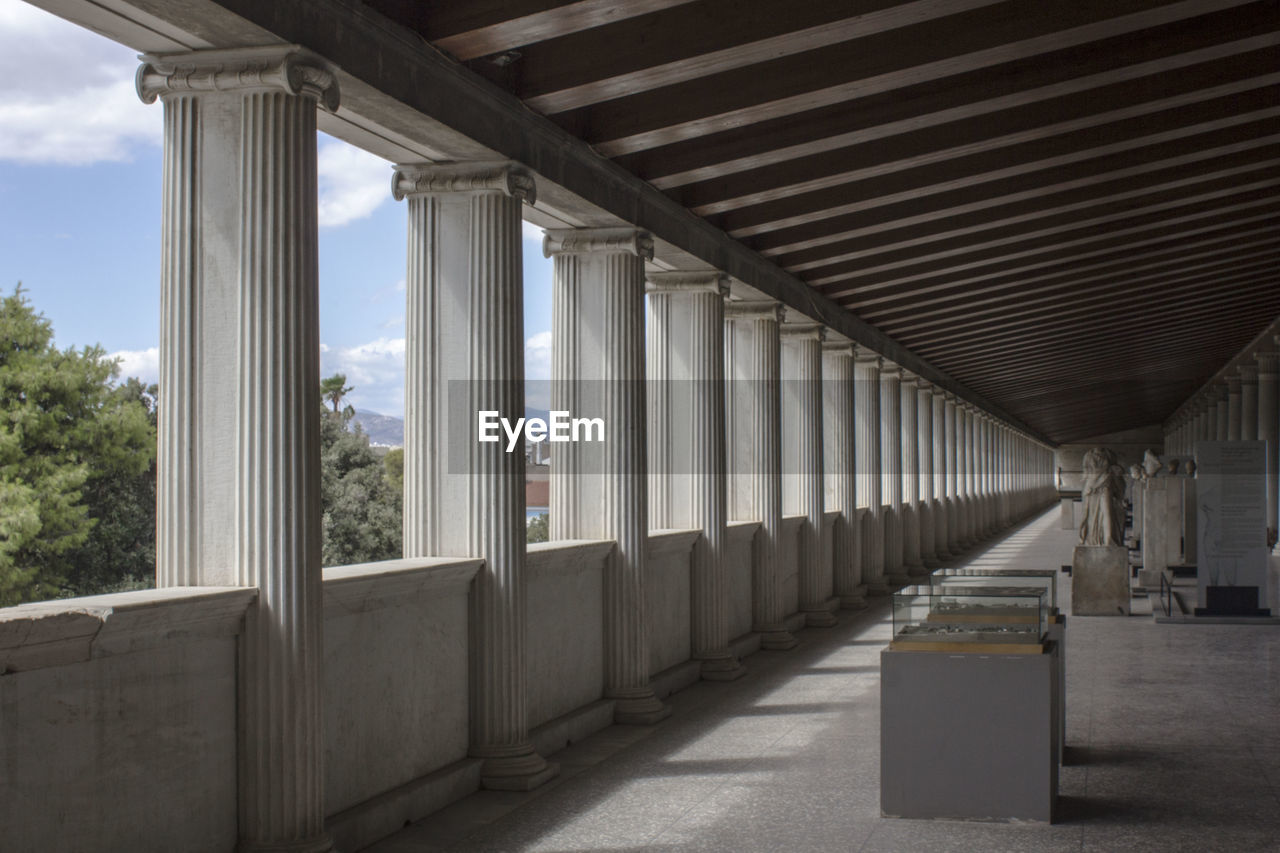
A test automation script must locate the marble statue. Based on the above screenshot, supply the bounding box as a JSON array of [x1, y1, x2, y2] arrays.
[[1080, 447, 1126, 546], [1128, 463, 1143, 481], [1184, 459, 1196, 477], [1166, 458, 1180, 476], [1142, 449, 1163, 479]]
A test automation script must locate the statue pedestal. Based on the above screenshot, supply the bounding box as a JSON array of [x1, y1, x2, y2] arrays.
[[1071, 545, 1130, 616]]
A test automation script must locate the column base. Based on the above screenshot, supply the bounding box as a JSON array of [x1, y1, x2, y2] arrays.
[[866, 580, 891, 596], [801, 607, 838, 628], [839, 590, 869, 610], [884, 572, 911, 588], [612, 691, 673, 725], [238, 835, 335, 853], [697, 652, 747, 682], [905, 562, 929, 578], [759, 629, 800, 650], [474, 744, 560, 792]]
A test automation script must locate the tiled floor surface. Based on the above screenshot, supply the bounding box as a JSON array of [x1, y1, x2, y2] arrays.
[[368, 509, 1280, 852]]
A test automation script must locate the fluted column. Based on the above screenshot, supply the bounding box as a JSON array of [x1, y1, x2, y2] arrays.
[[725, 301, 798, 649], [781, 322, 836, 626], [140, 46, 337, 852], [1201, 401, 1215, 446], [955, 404, 973, 548], [544, 228, 669, 724], [944, 395, 962, 554], [647, 273, 745, 681], [974, 413, 987, 538], [880, 363, 907, 585], [932, 391, 952, 561], [899, 373, 925, 575], [1240, 365, 1259, 442], [1216, 384, 1230, 440], [855, 350, 886, 593], [823, 341, 866, 608], [1228, 375, 1244, 441], [395, 162, 554, 791], [917, 381, 939, 567], [1258, 348, 1279, 551]]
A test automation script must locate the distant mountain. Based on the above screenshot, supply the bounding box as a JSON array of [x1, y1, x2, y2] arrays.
[[351, 410, 404, 447], [351, 406, 555, 449]]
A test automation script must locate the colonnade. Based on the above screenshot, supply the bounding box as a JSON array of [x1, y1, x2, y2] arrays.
[[1165, 333, 1280, 548], [138, 45, 1055, 852]]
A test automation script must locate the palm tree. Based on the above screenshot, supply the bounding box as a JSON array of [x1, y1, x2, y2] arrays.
[[320, 373, 353, 416]]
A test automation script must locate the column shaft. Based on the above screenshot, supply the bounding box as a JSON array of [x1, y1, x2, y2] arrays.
[[945, 396, 961, 554], [782, 323, 835, 625], [141, 47, 338, 851], [900, 375, 924, 573], [823, 342, 866, 608], [1258, 348, 1280, 550], [648, 273, 744, 680], [725, 302, 798, 648], [917, 382, 938, 567], [932, 392, 952, 560], [855, 352, 886, 593], [397, 162, 554, 791], [545, 229, 668, 724], [1228, 375, 1243, 441], [880, 365, 906, 584], [1241, 366, 1258, 441]]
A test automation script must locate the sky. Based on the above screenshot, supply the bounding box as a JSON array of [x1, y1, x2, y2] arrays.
[[0, 0, 554, 417]]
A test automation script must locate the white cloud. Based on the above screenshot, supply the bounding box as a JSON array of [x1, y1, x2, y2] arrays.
[[525, 330, 552, 381], [522, 220, 545, 243], [317, 137, 392, 227], [110, 346, 159, 385], [0, 2, 161, 164], [321, 336, 405, 415]]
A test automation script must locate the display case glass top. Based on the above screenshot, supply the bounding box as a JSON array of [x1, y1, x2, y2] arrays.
[[891, 584, 1048, 654], [929, 568, 1058, 611]]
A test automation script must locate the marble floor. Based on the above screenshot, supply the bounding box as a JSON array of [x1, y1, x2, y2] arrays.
[[367, 508, 1280, 852]]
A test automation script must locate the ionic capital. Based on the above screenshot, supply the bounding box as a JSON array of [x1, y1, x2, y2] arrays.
[[137, 45, 340, 112], [724, 300, 784, 322], [852, 347, 883, 370], [780, 321, 825, 342], [822, 340, 856, 357], [645, 271, 728, 296], [1258, 350, 1280, 377], [392, 162, 536, 204], [542, 227, 653, 260]]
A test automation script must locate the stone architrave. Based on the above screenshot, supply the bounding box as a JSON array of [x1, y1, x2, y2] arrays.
[[1196, 441, 1269, 611], [139, 46, 340, 851], [394, 162, 556, 791], [544, 227, 670, 724]]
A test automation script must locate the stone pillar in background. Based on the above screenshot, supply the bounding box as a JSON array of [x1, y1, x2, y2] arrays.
[[781, 321, 837, 627], [647, 272, 745, 681], [956, 405, 973, 548], [1240, 365, 1258, 442], [1216, 384, 1230, 441], [823, 341, 867, 608], [1227, 374, 1243, 441], [977, 414, 991, 537], [900, 373, 925, 575], [141, 47, 340, 850], [945, 395, 962, 555], [917, 381, 939, 567], [855, 350, 886, 593], [395, 162, 555, 791], [725, 301, 799, 649], [932, 389, 952, 562], [1258, 348, 1279, 551], [880, 363, 907, 585], [545, 228, 669, 724]]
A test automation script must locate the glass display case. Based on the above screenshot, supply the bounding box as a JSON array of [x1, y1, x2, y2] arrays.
[[891, 584, 1048, 653], [929, 568, 1058, 612]]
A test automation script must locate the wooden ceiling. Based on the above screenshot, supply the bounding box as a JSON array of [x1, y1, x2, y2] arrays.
[[363, 0, 1280, 443]]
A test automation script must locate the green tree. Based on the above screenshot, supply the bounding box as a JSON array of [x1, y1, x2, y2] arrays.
[[526, 512, 549, 544], [320, 403, 402, 566], [383, 447, 403, 493], [0, 286, 155, 605], [320, 372, 353, 415]]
